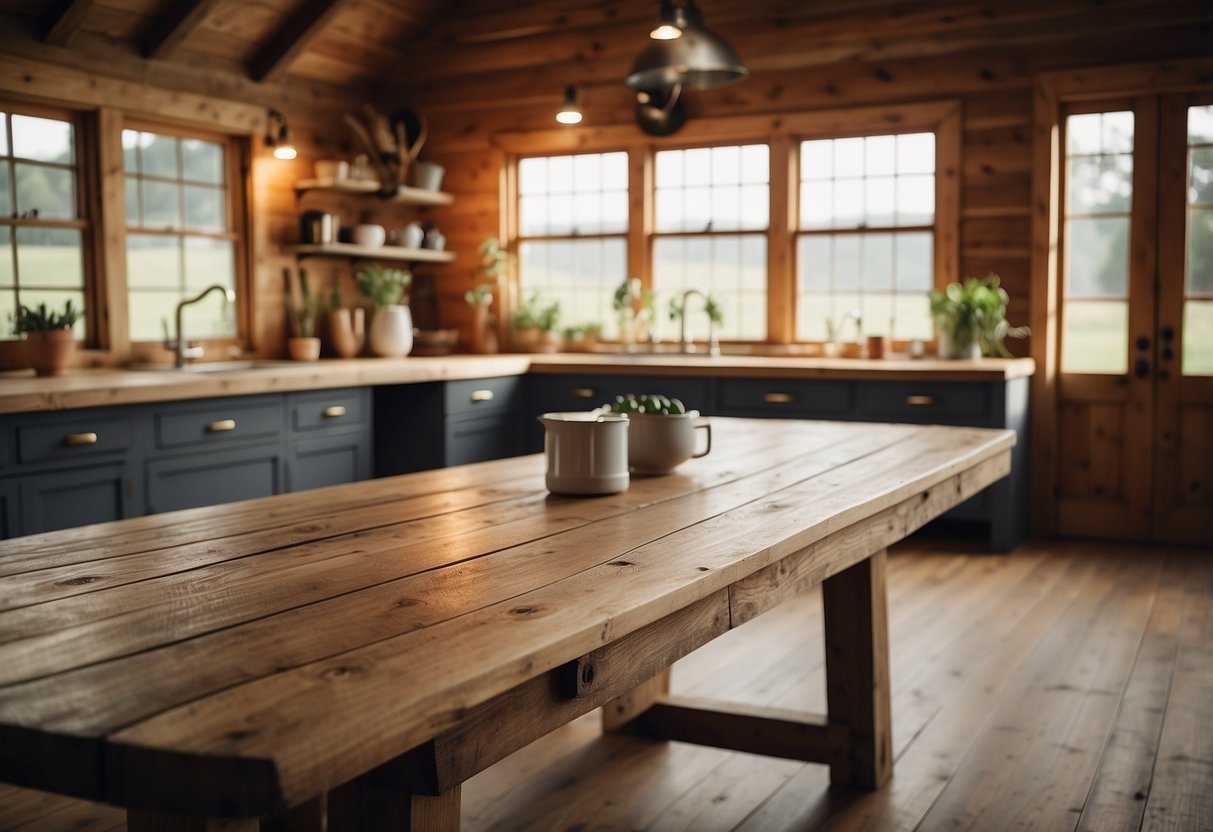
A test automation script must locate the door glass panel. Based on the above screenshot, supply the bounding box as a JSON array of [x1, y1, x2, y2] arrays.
[[1062, 110, 1133, 374], [1184, 105, 1213, 375]]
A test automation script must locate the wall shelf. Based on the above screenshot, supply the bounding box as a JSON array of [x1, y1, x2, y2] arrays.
[[287, 243, 456, 263], [295, 179, 454, 207]]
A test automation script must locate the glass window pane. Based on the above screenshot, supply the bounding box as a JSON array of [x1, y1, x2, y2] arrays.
[[125, 176, 139, 224], [122, 129, 139, 171], [834, 235, 861, 289], [128, 290, 180, 342], [865, 135, 896, 176], [711, 185, 741, 231], [601, 191, 627, 234], [0, 164, 9, 217], [801, 140, 831, 179], [1067, 113, 1103, 155], [184, 185, 225, 231], [656, 150, 682, 188], [1069, 155, 1133, 214], [1062, 300, 1128, 374], [893, 293, 933, 341], [798, 235, 832, 293], [0, 112, 7, 155], [1189, 105, 1213, 144], [895, 232, 933, 291], [11, 115, 72, 164], [18, 288, 85, 338], [518, 195, 546, 236], [896, 175, 934, 225], [862, 233, 894, 290], [1189, 147, 1213, 205], [739, 184, 767, 230], [1067, 217, 1129, 296], [15, 163, 74, 219], [184, 237, 235, 292], [683, 148, 711, 186], [181, 139, 224, 184], [0, 227, 12, 286], [712, 145, 740, 185], [801, 181, 832, 229], [602, 152, 627, 186], [653, 234, 765, 341], [142, 180, 181, 229], [655, 188, 683, 233], [517, 238, 627, 338], [1189, 208, 1213, 294], [573, 154, 601, 192], [1102, 112, 1134, 154], [834, 179, 863, 228], [896, 133, 935, 174], [1182, 300, 1213, 376], [865, 177, 895, 226], [15, 227, 82, 288], [519, 157, 547, 194], [834, 138, 864, 177], [140, 132, 179, 178], [127, 233, 181, 289], [740, 145, 768, 183]]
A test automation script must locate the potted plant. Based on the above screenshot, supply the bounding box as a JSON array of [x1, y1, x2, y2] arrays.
[[510, 293, 561, 353], [326, 280, 365, 359], [465, 237, 509, 355], [12, 299, 81, 376], [356, 264, 413, 357], [613, 277, 656, 346], [561, 323, 602, 352], [287, 269, 324, 361], [930, 273, 1030, 359]]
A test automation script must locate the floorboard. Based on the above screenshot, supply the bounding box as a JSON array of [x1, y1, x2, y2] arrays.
[[1, 538, 1209, 832]]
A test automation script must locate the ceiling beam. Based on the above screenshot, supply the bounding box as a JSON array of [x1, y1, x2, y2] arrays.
[[42, 0, 95, 46], [143, 0, 226, 61], [248, 0, 355, 83]]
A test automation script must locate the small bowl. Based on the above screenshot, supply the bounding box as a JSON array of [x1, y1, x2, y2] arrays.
[[314, 160, 349, 181], [352, 224, 386, 248]]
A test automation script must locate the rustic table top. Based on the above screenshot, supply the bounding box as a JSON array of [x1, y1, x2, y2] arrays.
[[0, 418, 1013, 817]]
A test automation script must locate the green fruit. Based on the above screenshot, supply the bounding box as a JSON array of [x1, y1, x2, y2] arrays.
[[669, 398, 686, 415]]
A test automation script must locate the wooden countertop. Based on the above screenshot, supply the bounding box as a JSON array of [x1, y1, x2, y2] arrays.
[[0, 353, 1035, 414], [0, 418, 1014, 818]]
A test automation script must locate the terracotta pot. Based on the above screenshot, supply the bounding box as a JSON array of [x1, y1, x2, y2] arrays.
[[513, 328, 559, 354], [288, 336, 321, 361], [24, 329, 76, 376], [369, 304, 413, 357], [328, 308, 366, 359], [469, 304, 499, 355]]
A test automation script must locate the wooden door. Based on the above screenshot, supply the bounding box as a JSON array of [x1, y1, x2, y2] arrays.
[[1153, 95, 1213, 545], [1055, 99, 1158, 539]]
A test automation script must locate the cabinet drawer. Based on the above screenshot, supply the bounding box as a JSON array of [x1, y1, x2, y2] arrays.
[[155, 397, 282, 449], [17, 413, 133, 465], [857, 382, 989, 424], [445, 413, 522, 467], [445, 376, 523, 416], [288, 433, 369, 492], [146, 446, 282, 514], [20, 462, 136, 534], [717, 378, 852, 418], [290, 388, 368, 433]]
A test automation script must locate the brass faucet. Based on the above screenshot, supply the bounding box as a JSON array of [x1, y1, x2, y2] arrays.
[[166, 285, 235, 368], [676, 289, 721, 357]]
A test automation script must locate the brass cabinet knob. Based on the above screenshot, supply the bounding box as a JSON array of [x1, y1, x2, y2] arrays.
[[206, 419, 236, 433], [470, 389, 494, 402], [905, 394, 937, 406], [570, 387, 597, 399], [63, 432, 98, 447], [322, 405, 347, 418], [762, 392, 795, 404]]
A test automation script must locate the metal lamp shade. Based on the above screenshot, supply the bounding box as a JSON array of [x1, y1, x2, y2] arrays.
[[625, 25, 747, 92]]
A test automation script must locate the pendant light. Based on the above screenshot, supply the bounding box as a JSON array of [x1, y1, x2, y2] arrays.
[[649, 0, 687, 40], [626, 0, 747, 93], [267, 109, 297, 160], [556, 85, 583, 125]]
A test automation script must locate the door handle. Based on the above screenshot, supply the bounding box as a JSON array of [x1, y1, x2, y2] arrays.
[[763, 392, 796, 404], [905, 394, 937, 406], [63, 432, 98, 447], [1133, 359, 1149, 378], [570, 387, 597, 399], [322, 405, 347, 418], [470, 389, 494, 402], [206, 419, 236, 433]]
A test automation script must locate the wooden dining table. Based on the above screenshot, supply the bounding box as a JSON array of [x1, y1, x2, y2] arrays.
[[0, 417, 1014, 831]]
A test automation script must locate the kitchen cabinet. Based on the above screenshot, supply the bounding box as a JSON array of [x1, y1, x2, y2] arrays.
[[524, 374, 715, 452], [147, 447, 283, 514], [285, 388, 372, 491], [374, 376, 524, 475], [0, 479, 17, 540], [20, 462, 137, 534]]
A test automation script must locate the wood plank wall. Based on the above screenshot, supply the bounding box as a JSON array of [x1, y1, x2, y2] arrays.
[[381, 0, 1212, 344]]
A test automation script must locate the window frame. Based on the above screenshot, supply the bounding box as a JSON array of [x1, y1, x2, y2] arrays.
[[120, 118, 251, 356], [0, 99, 98, 364], [499, 101, 960, 349]]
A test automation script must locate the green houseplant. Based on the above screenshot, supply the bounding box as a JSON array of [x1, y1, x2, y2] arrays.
[[287, 270, 324, 360], [356, 265, 414, 358], [929, 274, 1029, 359], [465, 236, 509, 354], [12, 299, 81, 376], [511, 292, 561, 353]]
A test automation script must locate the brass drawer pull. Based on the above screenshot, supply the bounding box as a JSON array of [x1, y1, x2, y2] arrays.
[[571, 387, 597, 399], [905, 394, 937, 406], [470, 389, 494, 403], [763, 392, 796, 404], [206, 419, 236, 433], [323, 405, 347, 418], [63, 432, 98, 447]]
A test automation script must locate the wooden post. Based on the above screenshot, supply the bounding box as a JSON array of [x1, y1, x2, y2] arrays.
[[602, 668, 671, 733], [328, 780, 459, 832], [822, 549, 893, 790]]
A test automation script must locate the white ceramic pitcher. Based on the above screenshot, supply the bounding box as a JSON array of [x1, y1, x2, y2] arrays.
[[539, 412, 629, 495]]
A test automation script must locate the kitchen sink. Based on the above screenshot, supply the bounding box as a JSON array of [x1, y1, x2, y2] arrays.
[[126, 360, 295, 373]]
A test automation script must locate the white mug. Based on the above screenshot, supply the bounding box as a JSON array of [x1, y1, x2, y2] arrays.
[[539, 412, 629, 495], [626, 412, 711, 474]]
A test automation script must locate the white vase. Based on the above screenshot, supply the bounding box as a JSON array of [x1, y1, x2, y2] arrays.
[[369, 305, 413, 357]]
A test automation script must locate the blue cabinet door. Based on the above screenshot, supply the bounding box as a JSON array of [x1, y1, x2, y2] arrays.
[[20, 462, 138, 535], [0, 478, 19, 540], [288, 433, 370, 492], [147, 446, 284, 514]]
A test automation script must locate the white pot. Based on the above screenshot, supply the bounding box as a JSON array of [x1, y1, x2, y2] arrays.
[[369, 305, 414, 357], [626, 412, 711, 475], [539, 412, 629, 495], [352, 224, 386, 248]]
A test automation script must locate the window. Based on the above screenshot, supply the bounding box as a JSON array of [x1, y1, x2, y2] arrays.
[[517, 152, 628, 337], [123, 127, 239, 342], [653, 144, 768, 341], [1060, 111, 1134, 374], [0, 109, 87, 339], [1184, 104, 1213, 375], [796, 132, 935, 342]]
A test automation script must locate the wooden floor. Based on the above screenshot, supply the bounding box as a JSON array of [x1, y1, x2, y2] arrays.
[[2, 536, 1210, 831]]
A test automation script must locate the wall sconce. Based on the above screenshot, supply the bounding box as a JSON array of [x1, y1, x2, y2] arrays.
[[267, 109, 297, 160], [556, 85, 583, 125]]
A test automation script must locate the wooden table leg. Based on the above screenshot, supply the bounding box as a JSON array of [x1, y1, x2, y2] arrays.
[[822, 548, 893, 790], [602, 667, 671, 733], [328, 779, 460, 832], [126, 809, 259, 831]]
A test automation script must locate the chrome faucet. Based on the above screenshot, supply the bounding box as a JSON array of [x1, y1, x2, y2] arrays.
[[166, 284, 235, 368], [677, 289, 721, 357], [826, 306, 863, 357]]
